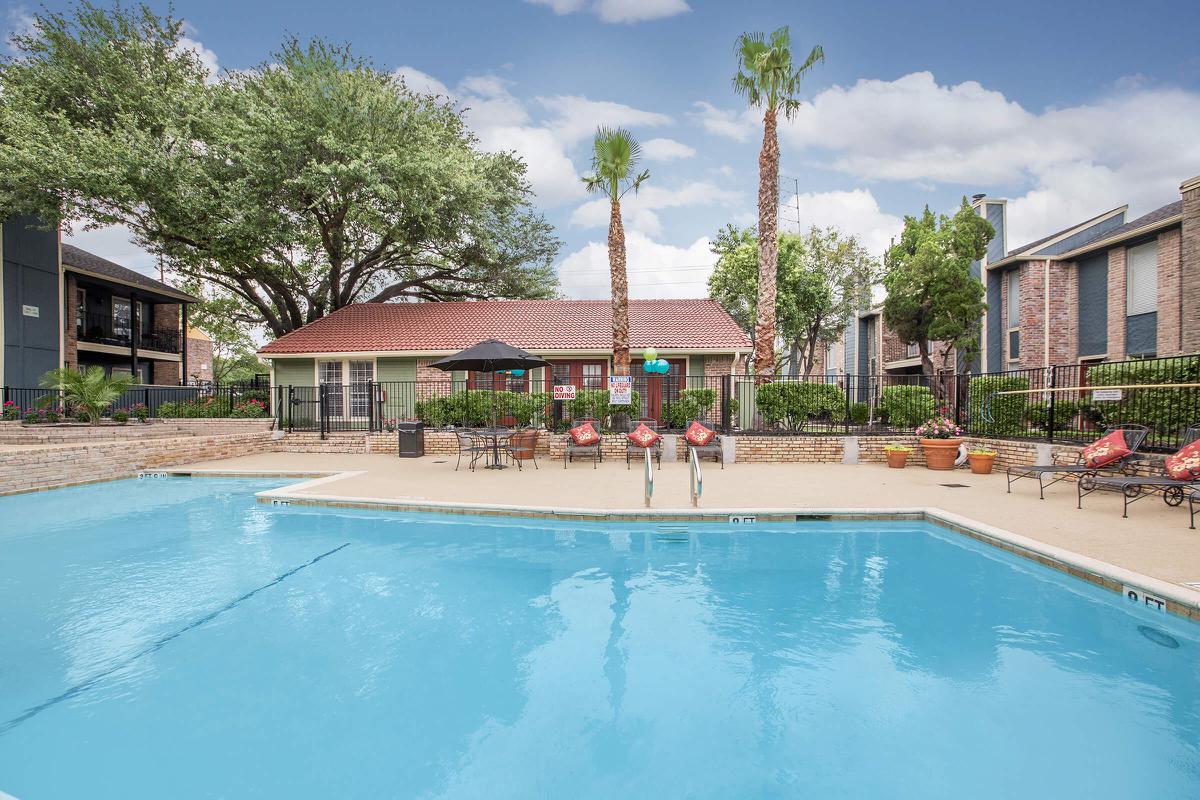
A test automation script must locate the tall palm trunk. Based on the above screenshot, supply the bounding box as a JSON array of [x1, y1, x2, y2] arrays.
[[754, 107, 780, 377], [609, 198, 631, 376]]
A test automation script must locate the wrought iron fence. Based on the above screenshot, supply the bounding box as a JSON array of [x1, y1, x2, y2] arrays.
[[267, 353, 1200, 450], [1, 382, 271, 420]]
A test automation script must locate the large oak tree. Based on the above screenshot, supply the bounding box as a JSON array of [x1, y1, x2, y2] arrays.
[[0, 4, 560, 337]]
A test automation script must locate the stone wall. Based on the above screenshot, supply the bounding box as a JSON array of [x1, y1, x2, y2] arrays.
[[1156, 226, 1184, 357], [0, 430, 278, 495], [0, 418, 273, 445]]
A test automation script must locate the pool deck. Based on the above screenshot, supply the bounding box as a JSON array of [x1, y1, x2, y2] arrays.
[[171, 451, 1200, 599]]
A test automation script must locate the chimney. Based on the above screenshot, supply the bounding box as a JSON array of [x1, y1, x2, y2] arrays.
[[1181, 175, 1200, 354]]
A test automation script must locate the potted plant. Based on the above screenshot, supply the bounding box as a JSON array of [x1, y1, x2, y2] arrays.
[[915, 409, 963, 470], [968, 448, 997, 474], [883, 444, 911, 469]]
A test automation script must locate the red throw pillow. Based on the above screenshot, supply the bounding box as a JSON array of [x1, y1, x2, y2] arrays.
[[568, 422, 599, 446], [1165, 440, 1200, 481], [627, 423, 661, 449], [1081, 429, 1132, 468], [684, 421, 715, 447]]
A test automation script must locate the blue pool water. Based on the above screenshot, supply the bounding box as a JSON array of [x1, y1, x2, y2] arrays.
[[1, 479, 1198, 799]]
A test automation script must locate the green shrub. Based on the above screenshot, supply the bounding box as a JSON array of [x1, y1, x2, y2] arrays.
[[566, 388, 641, 427], [43, 409, 60, 424], [1025, 399, 1078, 432], [230, 399, 267, 418], [968, 375, 1029, 436], [667, 387, 717, 429], [112, 410, 130, 423], [849, 402, 870, 425], [879, 385, 935, 429], [1084, 359, 1200, 438], [754, 381, 847, 431], [156, 401, 181, 418]]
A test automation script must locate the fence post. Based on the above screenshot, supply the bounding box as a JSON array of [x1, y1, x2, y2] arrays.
[[1047, 366, 1057, 444], [319, 383, 328, 440], [720, 374, 732, 433], [844, 376, 853, 435]]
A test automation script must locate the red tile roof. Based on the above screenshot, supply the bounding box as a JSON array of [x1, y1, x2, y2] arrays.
[[259, 300, 751, 355]]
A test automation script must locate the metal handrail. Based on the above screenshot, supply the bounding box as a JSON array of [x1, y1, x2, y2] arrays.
[[689, 446, 702, 507], [644, 446, 654, 508]]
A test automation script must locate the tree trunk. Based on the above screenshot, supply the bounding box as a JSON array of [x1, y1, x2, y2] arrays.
[[918, 340, 943, 409], [787, 341, 801, 377], [753, 107, 780, 378], [609, 198, 631, 377]]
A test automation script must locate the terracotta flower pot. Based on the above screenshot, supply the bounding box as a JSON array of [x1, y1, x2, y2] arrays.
[[885, 450, 909, 469], [968, 453, 996, 474], [920, 438, 963, 470]]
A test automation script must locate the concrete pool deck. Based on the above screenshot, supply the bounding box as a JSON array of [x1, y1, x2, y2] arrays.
[[171, 451, 1200, 597]]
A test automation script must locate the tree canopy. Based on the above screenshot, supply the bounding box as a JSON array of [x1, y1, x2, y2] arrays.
[[708, 225, 877, 377], [882, 199, 994, 383], [0, 4, 561, 337]]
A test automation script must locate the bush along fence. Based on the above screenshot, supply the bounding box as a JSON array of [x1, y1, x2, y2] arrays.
[[268, 353, 1200, 451], [1, 383, 271, 423]]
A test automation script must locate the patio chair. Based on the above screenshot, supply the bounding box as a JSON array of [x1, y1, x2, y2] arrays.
[[454, 429, 489, 472], [683, 419, 724, 470], [1077, 426, 1200, 518], [1006, 424, 1149, 499], [626, 418, 662, 470], [505, 428, 540, 471], [564, 418, 602, 469]]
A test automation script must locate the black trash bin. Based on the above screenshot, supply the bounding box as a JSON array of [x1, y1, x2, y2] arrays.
[[397, 421, 425, 458]]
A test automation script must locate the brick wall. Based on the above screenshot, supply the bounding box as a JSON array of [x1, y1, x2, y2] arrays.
[[1155, 226, 1184, 357], [64, 274, 79, 370], [703, 355, 735, 377], [1106, 247, 1127, 361], [186, 335, 214, 384], [151, 303, 182, 385], [1018, 261, 1045, 369], [733, 435, 844, 463], [0, 430, 278, 495], [1045, 260, 1076, 367], [1182, 176, 1200, 354]]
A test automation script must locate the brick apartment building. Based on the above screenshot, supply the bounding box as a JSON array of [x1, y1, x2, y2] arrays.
[[831, 174, 1200, 378]]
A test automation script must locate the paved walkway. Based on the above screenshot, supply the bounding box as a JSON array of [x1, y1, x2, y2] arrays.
[[175, 451, 1200, 590]]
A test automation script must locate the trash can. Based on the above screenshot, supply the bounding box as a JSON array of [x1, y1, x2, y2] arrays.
[[397, 421, 425, 458]]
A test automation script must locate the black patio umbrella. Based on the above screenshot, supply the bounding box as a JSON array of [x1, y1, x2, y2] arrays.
[[429, 339, 550, 468]]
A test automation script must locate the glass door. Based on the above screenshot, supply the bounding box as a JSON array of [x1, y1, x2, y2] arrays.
[[348, 360, 374, 418], [319, 360, 344, 418]]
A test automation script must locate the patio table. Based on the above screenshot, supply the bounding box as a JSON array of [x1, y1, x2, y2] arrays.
[[475, 427, 514, 470]]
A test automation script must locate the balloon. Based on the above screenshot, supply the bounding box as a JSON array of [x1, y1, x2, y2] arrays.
[[642, 360, 656, 374], [654, 359, 670, 374], [510, 369, 525, 377], [643, 348, 658, 362]]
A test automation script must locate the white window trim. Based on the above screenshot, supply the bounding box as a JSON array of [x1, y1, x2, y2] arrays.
[[1006, 270, 1020, 363], [315, 357, 377, 420], [1125, 240, 1158, 317]]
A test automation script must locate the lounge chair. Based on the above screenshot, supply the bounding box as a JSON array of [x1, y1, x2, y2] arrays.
[[625, 418, 662, 470], [1077, 426, 1200, 518], [683, 419, 724, 469], [454, 429, 488, 472], [564, 418, 601, 469], [1006, 424, 1149, 499], [505, 428, 540, 471]]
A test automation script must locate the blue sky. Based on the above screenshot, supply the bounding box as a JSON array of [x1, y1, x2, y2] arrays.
[[9, 0, 1200, 297]]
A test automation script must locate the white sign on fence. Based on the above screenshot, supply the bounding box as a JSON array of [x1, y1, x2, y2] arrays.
[[608, 375, 633, 405], [552, 384, 577, 401], [1092, 389, 1123, 402], [21, 305, 39, 318]]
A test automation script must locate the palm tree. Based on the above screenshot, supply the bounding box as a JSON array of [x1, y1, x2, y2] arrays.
[[582, 127, 649, 378], [39, 366, 135, 424], [733, 27, 823, 377]]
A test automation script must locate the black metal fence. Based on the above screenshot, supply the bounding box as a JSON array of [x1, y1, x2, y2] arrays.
[[270, 353, 1200, 451], [2, 382, 271, 420]]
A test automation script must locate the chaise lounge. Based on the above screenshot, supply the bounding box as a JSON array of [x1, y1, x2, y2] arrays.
[[1006, 424, 1149, 499], [1077, 426, 1200, 518]]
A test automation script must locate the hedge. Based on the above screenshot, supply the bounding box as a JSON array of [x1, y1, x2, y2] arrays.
[[967, 375, 1030, 436], [415, 390, 551, 427], [755, 381, 846, 431], [878, 385, 935, 429], [666, 387, 717, 430], [1083, 359, 1200, 438]]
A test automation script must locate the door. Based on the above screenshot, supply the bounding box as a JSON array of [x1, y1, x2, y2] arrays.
[[348, 360, 374, 418], [318, 360, 344, 418], [645, 359, 687, 425]]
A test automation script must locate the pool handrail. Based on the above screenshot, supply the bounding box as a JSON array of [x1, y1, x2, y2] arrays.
[[644, 446, 654, 507], [689, 445, 702, 507]]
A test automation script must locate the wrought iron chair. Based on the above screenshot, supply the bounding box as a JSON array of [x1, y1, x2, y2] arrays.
[[454, 429, 489, 472], [626, 418, 662, 470], [564, 417, 602, 469], [505, 428, 540, 471], [683, 419, 724, 469], [1078, 426, 1200, 518], [1006, 424, 1150, 499]]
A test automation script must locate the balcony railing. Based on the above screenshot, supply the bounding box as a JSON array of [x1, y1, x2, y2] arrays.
[[77, 312, 181, 354]]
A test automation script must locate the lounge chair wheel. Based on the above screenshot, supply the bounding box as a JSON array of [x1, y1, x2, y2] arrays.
[[1164, 486, 1185, 507], [1123, 484, 1142, 499]]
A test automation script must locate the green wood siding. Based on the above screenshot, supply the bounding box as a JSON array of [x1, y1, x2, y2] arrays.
[[273, 358, 314, 387], [689, 355, 705, 381], [376, 357, 416, 383]]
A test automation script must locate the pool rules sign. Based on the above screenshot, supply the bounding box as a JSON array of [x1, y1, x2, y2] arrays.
[[608, 375, 633, 406]]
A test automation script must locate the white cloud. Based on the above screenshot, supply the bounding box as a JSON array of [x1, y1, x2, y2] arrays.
[[688, 101, 757, 142], [395, 65, 452, 97], [642, 137, 696, 161], [556, 232, 716, 299], [779, 188, 904, 258], [569, 181, 743, 236], [5, 6, 36, 51], [526, 0, 690, 24], [63, 223, 160, 276], [698, 71, 1200, 252], [178, 22, 220, 83], [536, 95, 672, 144]]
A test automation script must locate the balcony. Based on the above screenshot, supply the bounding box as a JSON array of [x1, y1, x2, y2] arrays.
[[78, 312, 182, 354]]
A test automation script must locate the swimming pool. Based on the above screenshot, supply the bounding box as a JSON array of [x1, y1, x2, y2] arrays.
[[1, 478, 1197, 798]]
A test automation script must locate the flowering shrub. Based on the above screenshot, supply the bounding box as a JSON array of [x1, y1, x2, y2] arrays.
[[915, 408, 962, 439], [131, 402, 150, 422], [22, 408, 41, 424], [112, 410, 130, 424], [383, 417, 398, 432], [2, 400, 18, 421], [230, 398, 267, 418], [43, 409, 60, 424]]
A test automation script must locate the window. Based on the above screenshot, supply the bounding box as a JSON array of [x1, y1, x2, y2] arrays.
[[905, 342, 921, 359], [1126, 240, 1158, 317], [318, 360, 344, 417], [112, 297, 131, 343], [1006, 269, 1020, 362], [581, 363, 603, 389], [348, 360, 374, 418]]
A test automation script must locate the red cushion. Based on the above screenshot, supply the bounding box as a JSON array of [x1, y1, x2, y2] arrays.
[[1081, 429, 1132, 468], [627, 423, 661, 448], [568, 422, 599, 446], [684, 421, 716, 447], [1165, 440, 1200, 481]]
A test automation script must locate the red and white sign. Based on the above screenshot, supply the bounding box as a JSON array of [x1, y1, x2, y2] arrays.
[[553, 384, 577, 401]]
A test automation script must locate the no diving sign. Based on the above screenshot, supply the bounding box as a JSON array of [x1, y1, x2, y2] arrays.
[[552, 384, 577, 401]]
